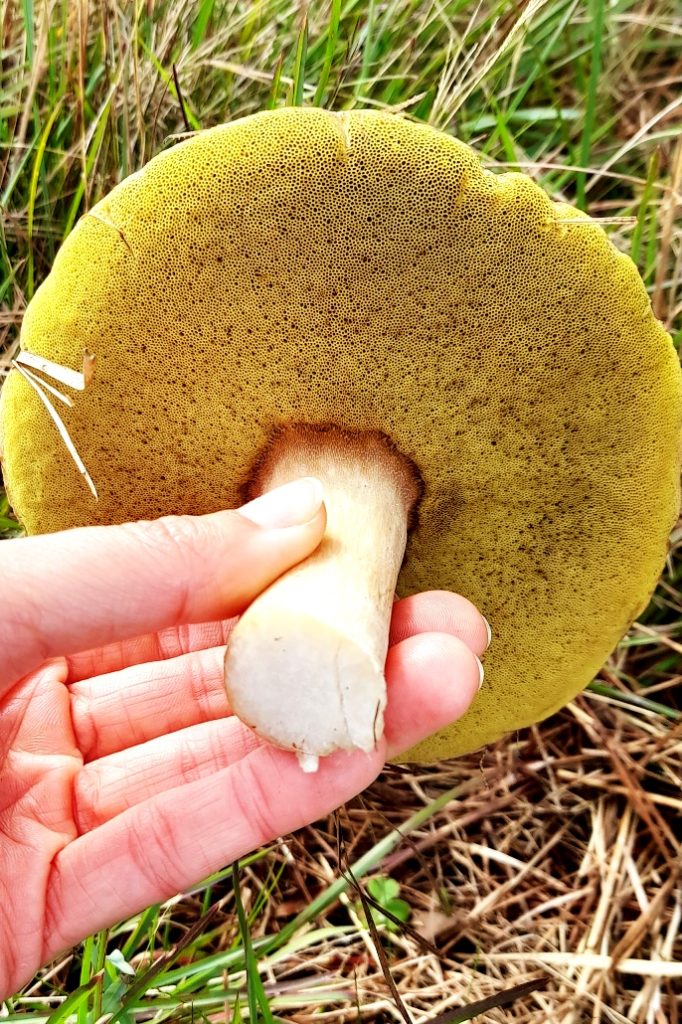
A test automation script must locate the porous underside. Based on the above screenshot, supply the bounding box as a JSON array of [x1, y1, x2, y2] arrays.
[[2, 108, 681, 761]]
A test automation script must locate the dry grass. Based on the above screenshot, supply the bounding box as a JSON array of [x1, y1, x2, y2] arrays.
[[1, 0, 681, 1020]]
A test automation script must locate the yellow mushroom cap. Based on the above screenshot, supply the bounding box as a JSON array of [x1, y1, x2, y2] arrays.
[[1, 108, 681, 762]]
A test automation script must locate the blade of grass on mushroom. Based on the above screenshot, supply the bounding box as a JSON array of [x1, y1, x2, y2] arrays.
[[553, 216, 637, 225], [14, 350, 86, 390], [15, 365, 73, 407], [85, 211, 133, 254], [11, 363, 97, 498]]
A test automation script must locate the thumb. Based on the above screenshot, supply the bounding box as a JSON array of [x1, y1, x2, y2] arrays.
[[0, 477, 325, 694]]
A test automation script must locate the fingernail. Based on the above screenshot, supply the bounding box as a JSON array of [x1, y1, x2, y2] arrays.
[[475, 656, 485, 690], [240, 477, 324, 529], [483, 616, 492, 648]]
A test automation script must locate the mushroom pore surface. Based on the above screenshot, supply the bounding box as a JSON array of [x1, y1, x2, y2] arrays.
[[1, 108, 680, 763]]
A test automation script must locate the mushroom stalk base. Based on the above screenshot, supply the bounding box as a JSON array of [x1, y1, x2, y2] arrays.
[[224, 427, 421, 772]]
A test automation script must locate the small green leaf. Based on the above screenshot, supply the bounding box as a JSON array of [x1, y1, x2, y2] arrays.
[[368, 876, 400, 903], [358, 876, 411, 933]]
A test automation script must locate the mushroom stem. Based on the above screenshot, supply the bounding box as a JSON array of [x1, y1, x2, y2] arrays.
[[224, 427, 422, 772]]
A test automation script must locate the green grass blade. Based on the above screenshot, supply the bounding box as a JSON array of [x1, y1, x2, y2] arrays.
[[495, 0, 578, 130], [21, 0, 35, 62], [355, 0, 377, 100], [139, 41, 202, 131], [313, 0, 342, 107], [576, 0, 606, 208], [267, 54, 284, 109], [62, 95, 112, 238], [290, 14, 308, 106], [493, 108, 519, 166], [78, 931, 108, 1023], [26, 98, 63, 299], [588, 681, 680, 721], [45, 974, 102, 1024], [191, 0, 216, 49], [120, 904, 161, 960], [232, 863, 276, 1024], [231, 991, 244, 1024], [269, 777, 480, 953]]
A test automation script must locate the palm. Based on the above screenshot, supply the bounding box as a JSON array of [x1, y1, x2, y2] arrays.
[[0, 604, 483, 999], [0, 619, 247, 993]]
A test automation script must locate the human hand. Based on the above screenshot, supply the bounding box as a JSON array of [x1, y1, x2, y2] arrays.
[[0, 477, 488, 998]]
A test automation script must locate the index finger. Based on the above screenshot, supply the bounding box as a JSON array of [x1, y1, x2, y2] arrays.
[[0, 479, 325, 695]]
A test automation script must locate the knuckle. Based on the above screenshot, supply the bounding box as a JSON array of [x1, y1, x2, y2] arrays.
[[157, 623, 194, 660], [229, 756, 278, 845], [70, 689, 98, 760], [121, 515, 201, 621], [176, 726, 231, 784], [144, 510, 243, 558], [126, 802, 183, 898], [177, 732, 204, 784], [72, 767, 102, 834], [144, 514, 202, 553], [186, 649, 225, 721]]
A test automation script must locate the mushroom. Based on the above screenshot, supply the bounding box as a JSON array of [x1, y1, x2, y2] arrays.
[[1, 108, 680, 768]]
